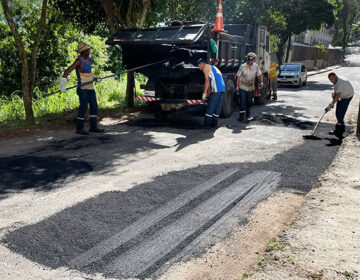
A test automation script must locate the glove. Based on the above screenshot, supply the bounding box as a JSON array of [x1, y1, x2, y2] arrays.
[[325, 103, 333, 113], [59, 77, 67, 93], [202, 93, 208, 101]]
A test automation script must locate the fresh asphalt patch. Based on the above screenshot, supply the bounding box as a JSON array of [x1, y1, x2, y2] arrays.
[[3, 122, 342, 279]]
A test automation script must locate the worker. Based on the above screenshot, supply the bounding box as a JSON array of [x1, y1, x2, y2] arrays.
[[326, 72, 354, 139], [60, 42, 104, 135], [198, 58, 226, 129], [236, 52, 263, 122], [269, 61, 281, 101]]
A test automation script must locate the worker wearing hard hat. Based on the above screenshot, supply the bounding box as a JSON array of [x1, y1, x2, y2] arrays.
[[60, 42, 104, 135], [236, 52, 263, 122], [269, 61, 281, 101]]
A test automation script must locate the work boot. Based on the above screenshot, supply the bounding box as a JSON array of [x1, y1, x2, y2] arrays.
[[246, 109, 251, 118], [237, 112, 245, 122], [89, 127, 105, 133], [211, 120, 218, 128], [76, 119, 88, 135], [334, 123, 345, 139], [266, 92, 271, 100], [76, 129, 89, 135]]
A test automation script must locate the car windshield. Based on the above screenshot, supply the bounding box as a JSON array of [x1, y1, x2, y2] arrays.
[[280, 64, 300, 71]]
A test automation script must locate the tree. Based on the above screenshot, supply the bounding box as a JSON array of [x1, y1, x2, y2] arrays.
[[53, 0, 157, 109], [99, 0, 151, 108], [1, 0, 48, 122], [332, 0, 360, 51], [261, 0, 335, 62]]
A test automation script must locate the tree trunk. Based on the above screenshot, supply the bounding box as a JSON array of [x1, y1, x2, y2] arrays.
[[100, 0, 119, 32], [285, 35, 292, 63], [1, 0, 34, 122], [100, 0, 151, 109], [126, 71, 135, 108], [276, 35, 288, 64], [30, 0, 48, 93], [139, 0, 150, 27]]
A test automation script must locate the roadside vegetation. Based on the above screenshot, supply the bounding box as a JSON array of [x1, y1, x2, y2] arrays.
[[0, 78, 145, 129]]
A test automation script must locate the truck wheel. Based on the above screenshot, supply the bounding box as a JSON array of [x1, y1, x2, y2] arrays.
[[254, 78, 269, 105], [221, 79, 235, 118]]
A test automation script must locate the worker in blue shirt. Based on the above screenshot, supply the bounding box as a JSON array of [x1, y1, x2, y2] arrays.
[[60, 42, 104, 135], [198, 58, 226, 129]]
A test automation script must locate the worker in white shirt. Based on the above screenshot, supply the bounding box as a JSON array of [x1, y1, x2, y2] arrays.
[[326, 72, 354, 139], [236, 52, 263, 122]]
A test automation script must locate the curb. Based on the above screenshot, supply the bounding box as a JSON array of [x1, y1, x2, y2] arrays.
[[307, 65, 342, 77]]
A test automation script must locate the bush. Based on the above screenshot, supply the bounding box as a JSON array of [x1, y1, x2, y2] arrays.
[[0, 76, 145, 129]]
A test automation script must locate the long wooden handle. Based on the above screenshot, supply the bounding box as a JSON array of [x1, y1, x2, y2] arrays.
[[43, 58, 173, 98], [311, 111, 327, 135]]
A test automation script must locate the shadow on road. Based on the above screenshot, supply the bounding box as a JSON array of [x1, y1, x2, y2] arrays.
[[0, 155, 92, 199], [0, 99, 345, 199]]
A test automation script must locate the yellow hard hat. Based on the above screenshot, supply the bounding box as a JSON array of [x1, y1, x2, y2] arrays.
[[77, 42, 91, 53]]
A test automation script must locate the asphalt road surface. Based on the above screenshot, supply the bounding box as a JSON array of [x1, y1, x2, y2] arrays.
[[1, 57, 359, 279]]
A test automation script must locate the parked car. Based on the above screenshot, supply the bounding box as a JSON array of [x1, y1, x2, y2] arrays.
[[277, 63, 307, 87]]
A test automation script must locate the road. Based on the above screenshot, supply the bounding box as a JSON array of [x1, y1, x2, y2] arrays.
[[0, 57, 359, 280]]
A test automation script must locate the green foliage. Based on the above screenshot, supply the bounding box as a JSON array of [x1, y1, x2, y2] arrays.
[[265, 238, 284, 252], [261, 8, 287, 35], [0, 2, 82, 97], [332, 0, 360, 48], [0, 77, 145, 129], [315, 44, 327, 56], [0, 20, 20, 95], [164, 0, 216, 23], [50, 0, 107, 34], [269, 34, 279, 53]]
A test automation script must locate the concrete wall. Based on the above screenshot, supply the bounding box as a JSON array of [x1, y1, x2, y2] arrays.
[[289, 45, 343, 70]]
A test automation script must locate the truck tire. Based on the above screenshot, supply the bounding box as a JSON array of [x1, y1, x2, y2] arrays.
[[221, 79, 235, 118], [254, 78, 269, 105]]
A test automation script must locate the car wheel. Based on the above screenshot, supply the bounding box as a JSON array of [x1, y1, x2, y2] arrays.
[[303, 77, 307, 86]]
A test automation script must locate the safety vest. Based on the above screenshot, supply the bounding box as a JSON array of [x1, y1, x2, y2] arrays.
[[76, 57, 94, 90]]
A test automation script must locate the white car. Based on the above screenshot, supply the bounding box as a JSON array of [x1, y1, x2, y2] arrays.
[[277, 63, 307, 87]]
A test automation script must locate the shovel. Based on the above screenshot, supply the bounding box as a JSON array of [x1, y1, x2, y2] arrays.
[[303, 111, 327, 140]]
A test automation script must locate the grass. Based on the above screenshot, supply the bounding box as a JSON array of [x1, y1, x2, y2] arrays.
[[265, 238, 284, 252], [0, 76, 146, 130]]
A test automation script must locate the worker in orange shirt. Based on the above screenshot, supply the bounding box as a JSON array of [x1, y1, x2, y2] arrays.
[[269, 61, 281, 101]]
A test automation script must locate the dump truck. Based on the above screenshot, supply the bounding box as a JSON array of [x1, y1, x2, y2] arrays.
[[106, 22, 271, 118]]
